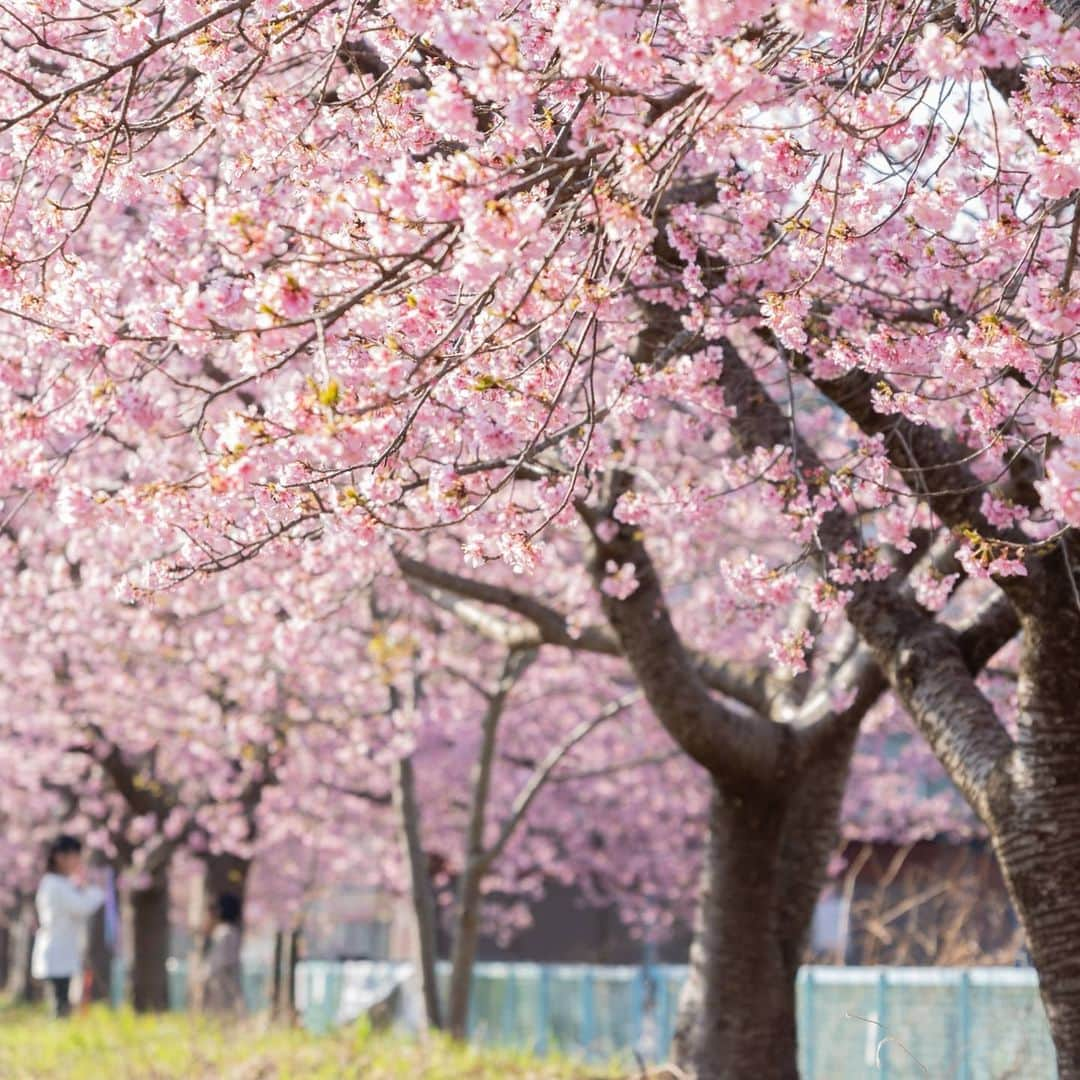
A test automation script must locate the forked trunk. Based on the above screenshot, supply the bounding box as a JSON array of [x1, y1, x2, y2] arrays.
[[445, 652, 530, 1039], [673, 729, 856, 1080]]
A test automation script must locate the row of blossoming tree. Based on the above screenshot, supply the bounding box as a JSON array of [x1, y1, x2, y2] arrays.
[[3, 0, 1080, 1076], [0, 492, 981, 1049], [0, 532, 703, 1015]]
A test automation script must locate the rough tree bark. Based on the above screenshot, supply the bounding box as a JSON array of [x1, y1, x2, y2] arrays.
[[998, 597, 1080, 1076], [672, 741, 857, 1077]]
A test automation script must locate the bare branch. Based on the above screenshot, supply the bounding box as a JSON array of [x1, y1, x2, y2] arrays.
[[479, 691, 642, 871]]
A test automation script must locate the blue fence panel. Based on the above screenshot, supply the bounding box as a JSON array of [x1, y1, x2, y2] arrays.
[[968, 969, 1055, 1079], [796, 967, 1055, 1080], [105, 958, 1057, 1076]]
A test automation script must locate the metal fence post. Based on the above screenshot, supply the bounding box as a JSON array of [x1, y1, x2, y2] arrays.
[[631, 964, 646, 1060], [959, 970, 972, 1080], [328, 963, 343, 1030], [581, 967, 596, 1059], [537, 966, 551, 1057], [876, 970, 888, 1080], [502, 966, 516, 1046], [655, 967, 671, 1063], [801, 968, 816, 1080]]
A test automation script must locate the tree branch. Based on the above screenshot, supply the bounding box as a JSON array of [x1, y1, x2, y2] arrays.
[[479, 691, 641, 871], [792, 356, 1052, 609], [398, 552, 772, 714], [954, 594, 1020, 673], [578, 479, 786, 780], [846, 585, 1015, 822]]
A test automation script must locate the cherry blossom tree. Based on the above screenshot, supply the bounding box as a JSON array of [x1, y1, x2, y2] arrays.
[[4, 0, 1080, 1075], [0, 512, 411, 1008], [385, 633, 649, 1036], [0, 521, 699, 1025]]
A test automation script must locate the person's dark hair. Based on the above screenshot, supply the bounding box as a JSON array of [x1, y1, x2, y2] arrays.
[[215, 892, 242, 926], [46, 834, 82, 874]]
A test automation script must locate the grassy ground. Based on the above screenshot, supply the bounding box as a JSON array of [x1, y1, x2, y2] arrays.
[[0, 1005, 630, 1079]]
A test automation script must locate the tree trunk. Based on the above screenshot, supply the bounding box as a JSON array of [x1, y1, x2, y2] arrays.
[[272, 926, 301, 1022], [395, 755, 443, 1030], [446, 864, 483, 1039], [984, 606, 1080, 1079], [85, 854, 117, 1003], [974, 601, 1080, 1078], [271, 931, 285, 1019], [85, 905, 112, 1003], [992, 811, 1080, 1078], [0, 922, 9, 990], [673, 728, 857, 1080], [445, 652, 531, 1039], [673, 787, 797, 1080], [125, 869, 171, 1012], [5, 898, 38, 1004]]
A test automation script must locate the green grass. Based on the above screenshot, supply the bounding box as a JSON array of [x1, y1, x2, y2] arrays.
[[0, 1005, 628, 1079]]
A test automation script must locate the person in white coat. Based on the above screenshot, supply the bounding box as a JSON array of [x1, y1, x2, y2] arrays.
[[32, 835, 105, 1018]]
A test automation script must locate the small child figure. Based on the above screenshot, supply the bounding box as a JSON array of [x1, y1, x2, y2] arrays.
[[201, 892, 244, 1015]]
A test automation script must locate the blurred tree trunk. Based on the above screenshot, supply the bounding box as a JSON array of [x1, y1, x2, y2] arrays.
[[85, 852, 119, 1004], [0, 922, 9, 990], [396, 755, 443, 1030], [85, 906, 112, 1003], [5, 897, 39, 1003], [124, 867, 171, 1012], [271, 926, 302, 1023]]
